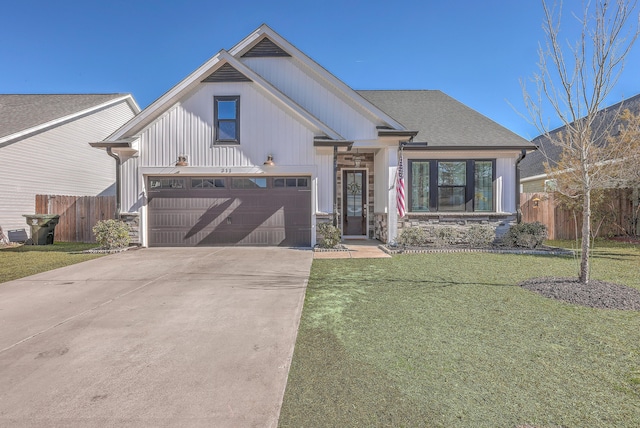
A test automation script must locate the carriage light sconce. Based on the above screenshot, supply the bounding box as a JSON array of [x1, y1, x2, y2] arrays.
[[175, 155, 188, 166], [263, 154, 275, 166]]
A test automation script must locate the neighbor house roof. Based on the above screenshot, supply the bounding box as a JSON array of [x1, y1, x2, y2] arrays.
[[357, 90, 535, 150], [520, 93, 640, 179], [0, 94, 139, 145]]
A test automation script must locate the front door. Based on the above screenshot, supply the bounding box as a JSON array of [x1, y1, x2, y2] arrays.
[[342, 170, 367, 236]]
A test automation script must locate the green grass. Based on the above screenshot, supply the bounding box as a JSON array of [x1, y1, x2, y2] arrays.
[[279, 241, 640, 427], [0, 242, 104, 283]]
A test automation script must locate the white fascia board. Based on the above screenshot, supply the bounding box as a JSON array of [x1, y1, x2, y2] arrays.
[[124, 94, 142, 114], [108, 51, 228, 140], [229, 24, 407, 131], [221, 52, 343, 140], [0, 94, 139, 146], [520, 173, 549, 183]]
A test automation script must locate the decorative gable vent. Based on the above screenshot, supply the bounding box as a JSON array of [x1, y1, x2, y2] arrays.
[[202, 63, 252, 83], [242, 37, 291, 57]]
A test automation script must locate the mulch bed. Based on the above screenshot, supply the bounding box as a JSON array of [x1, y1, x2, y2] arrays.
[[520, 277, 640, 311]]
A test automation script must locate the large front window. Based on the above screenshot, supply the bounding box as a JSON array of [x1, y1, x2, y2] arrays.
[[438, 161, 467, 211], [408, 159, 495, 212], [214, 96, 239, 144]]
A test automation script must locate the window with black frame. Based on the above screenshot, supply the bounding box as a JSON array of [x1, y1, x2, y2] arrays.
[[214, 96, 239, 144], [408, 159, 495, 212]]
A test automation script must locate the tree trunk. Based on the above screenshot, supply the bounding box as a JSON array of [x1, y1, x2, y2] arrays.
[[580, 188, 591, 284], [634, 187, 640, 237]]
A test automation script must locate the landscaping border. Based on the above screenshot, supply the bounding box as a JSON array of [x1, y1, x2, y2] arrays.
[[380, 245, 574, 256]]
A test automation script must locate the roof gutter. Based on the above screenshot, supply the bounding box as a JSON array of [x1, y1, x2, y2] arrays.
[[377, 129, 419, 138], [400, 144, 537, 151]]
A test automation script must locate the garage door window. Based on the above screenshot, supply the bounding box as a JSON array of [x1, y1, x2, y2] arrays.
[[150, 178, 186, 189], [232, 178, 267, 189], [192, 178, 225, 188], [274, 177, 309, 188]]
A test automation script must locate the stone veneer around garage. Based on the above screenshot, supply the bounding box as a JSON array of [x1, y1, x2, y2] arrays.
[[119, 212, 140, 245]]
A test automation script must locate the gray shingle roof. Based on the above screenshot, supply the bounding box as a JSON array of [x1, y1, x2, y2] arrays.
[[0, 94, 128, 140], [519, 93, 640, 178], [357, 90, 534, 149]]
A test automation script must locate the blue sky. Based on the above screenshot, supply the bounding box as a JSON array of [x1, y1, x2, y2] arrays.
[[1, 0, 639, 140]]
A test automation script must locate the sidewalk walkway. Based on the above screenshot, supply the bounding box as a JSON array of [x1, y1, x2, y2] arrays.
[[313, 240, 391, 259]]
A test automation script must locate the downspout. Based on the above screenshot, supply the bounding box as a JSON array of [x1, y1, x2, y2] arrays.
[[106, 147, 122, 218], [515, 149, 527, 224]]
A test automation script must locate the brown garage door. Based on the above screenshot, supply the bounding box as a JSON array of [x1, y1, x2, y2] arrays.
[[147, 176, 311, 247]]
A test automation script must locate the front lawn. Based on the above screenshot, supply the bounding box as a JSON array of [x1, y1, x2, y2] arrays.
[[279, 241, 640, 427], [0, 242, 104, 283]]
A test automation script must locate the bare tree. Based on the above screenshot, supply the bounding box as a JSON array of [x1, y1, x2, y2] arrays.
[[523, 0, 639, 284]]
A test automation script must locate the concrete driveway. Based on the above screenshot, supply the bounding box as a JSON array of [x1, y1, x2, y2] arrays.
[[0, 247, 312, 427]]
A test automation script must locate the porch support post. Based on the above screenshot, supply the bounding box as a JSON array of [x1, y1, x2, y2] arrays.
[[333, 145, 338, 227], [388, 147, 399, 244]]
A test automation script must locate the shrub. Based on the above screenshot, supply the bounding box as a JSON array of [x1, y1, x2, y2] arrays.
[[397, 227, 428, 247], [317, 223, 341, 248], [465, 225, 496, 247], [433, 226, 458, 246], [503, 222, 548, 249], [93, 219, 130, 249]]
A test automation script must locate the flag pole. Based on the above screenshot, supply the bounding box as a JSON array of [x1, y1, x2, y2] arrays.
[[396, 142, 406, 219]]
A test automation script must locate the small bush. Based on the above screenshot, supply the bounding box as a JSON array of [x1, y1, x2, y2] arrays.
[[465, 225, 496, 247], [93, 219, 130, 249], [503, 222, 548, 249], [317, 223, 341, 248], [433, 226, 458, 246], [397, 227, 428, 247]]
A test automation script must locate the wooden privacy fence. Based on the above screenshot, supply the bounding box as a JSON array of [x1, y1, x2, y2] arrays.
[[35, 195, 116, 243], [520, 190, 636, 240]]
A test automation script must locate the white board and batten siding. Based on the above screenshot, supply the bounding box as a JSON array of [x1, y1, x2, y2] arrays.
[[0, 100, 136, 234], [137, 83, 318, 169], [242, 57, 381, 141]]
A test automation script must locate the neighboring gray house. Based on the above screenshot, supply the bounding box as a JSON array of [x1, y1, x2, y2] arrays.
[[94, 25, 535, 247], [0, 94, 139, 237], [520, 93, 640, 193]]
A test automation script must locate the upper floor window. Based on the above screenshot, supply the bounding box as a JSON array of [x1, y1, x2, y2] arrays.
[[214, 96, 239, 144]]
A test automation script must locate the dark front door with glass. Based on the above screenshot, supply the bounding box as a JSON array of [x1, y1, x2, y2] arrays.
[[343, 170, 366, 236]]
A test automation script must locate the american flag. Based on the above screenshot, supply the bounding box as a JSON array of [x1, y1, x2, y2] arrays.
[[396, 151, 406, 218]]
